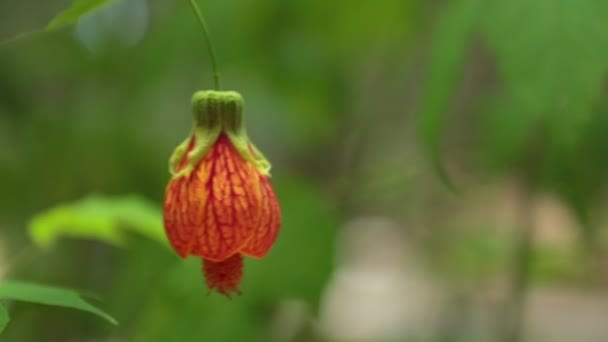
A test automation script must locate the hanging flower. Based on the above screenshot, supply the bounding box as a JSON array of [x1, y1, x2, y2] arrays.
[[163, 91, 281, 296]]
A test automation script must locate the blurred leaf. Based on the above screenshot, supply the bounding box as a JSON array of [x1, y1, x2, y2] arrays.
[[0, 281, 116, 325], [28, 194, 167, 249], [544, 105, 608, 243], [0, 0, 113, 46], [47, 0, 112, 30], [480, 0, 608, 165], [478, 0, 608, 228], [421, 0, 608, 167], [0, 304, 8, 334], [420, 0, 608, 223], [418, 0, 479, 190]]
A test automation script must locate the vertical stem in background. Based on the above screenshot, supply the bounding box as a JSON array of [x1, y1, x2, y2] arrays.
[[501, 179, 535, 342], [187, 0, 221, 90]]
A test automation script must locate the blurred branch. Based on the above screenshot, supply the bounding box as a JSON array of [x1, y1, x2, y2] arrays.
[[0, 29, 47, 48], [500, 180, 534, 342], [499, 133, 544, 342]]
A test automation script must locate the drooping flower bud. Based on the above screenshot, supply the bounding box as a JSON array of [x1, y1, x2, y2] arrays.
[[163, 90, 281, 296]]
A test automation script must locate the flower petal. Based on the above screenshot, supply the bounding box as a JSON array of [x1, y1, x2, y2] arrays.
[[164, 135, 264, 261], [240, 176, 281, 258]]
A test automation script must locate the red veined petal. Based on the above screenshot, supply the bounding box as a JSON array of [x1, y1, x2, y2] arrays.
[[240, 176, 281, 258], [163, 134, 264, 261]]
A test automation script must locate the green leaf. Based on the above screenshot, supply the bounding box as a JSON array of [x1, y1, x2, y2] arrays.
[[47, 0, 113, 30], [28, 194, 167, 249], [0, 0, 112, 46], [473, 0, 608, 226], [0, 304, 9, 334], [417, 0, 480, 191], [543, 105, 608, 239], [420, 0, 608, 193], [0, 281, 116, 325], [480, 0, 608, 165]]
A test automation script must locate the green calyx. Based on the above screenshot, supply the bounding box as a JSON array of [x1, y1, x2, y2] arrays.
[[169, 90, 271, 179]]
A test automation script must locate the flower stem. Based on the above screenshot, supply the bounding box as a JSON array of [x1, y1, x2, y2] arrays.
[[187, 0, 221, 90]]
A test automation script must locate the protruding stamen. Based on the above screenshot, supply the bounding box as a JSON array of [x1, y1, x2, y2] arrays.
[[202, 254, 244, 297]]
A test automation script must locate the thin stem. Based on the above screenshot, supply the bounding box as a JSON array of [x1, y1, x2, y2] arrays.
[[500, 180, 535, 342], [187, 0, 221, 90], [499, 126, 547, 342]]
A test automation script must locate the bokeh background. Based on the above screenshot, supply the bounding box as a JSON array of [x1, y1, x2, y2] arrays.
[[2, 0, 608, 341]]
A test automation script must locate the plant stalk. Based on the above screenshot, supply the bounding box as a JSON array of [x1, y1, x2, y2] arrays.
[[187, 0, 221, 90], [501, 180, 535, 342]]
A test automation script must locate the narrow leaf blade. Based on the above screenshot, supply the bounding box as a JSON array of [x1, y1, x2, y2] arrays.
[[47, 0, 111, 30], [418, 0, 479, 191], [0, 304, 9, 334], [0, 281, 117, 325]]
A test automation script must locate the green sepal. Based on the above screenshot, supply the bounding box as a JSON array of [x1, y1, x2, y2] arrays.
[[168, 133, 192, 175], [168, 90, 272, 180], [171, 125, 222, 179], [248, 141, 272, 175], [224, 130, 271, 177]]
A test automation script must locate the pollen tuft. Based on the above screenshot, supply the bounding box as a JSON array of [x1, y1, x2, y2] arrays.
[[202, 254, 244, 297]]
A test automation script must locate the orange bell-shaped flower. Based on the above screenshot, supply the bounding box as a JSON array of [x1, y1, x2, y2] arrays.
[[163, 91, 281, 296]]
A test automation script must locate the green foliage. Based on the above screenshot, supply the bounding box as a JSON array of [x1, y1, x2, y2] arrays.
[[480, 0, 608, 166], [419, 0, 608, 224], [0, 281, 116, 329], [418, 0, 479, 191], [28, 194, 167, 249], [0, 304, 8, 334], [420, 0, 608, 174], [47, 0, 112, 30], [13, 0, 608, 339], [418, 0, 477, 189]]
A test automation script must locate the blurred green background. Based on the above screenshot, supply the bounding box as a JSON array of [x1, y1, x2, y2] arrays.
[[1, 0, 608, 341]]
